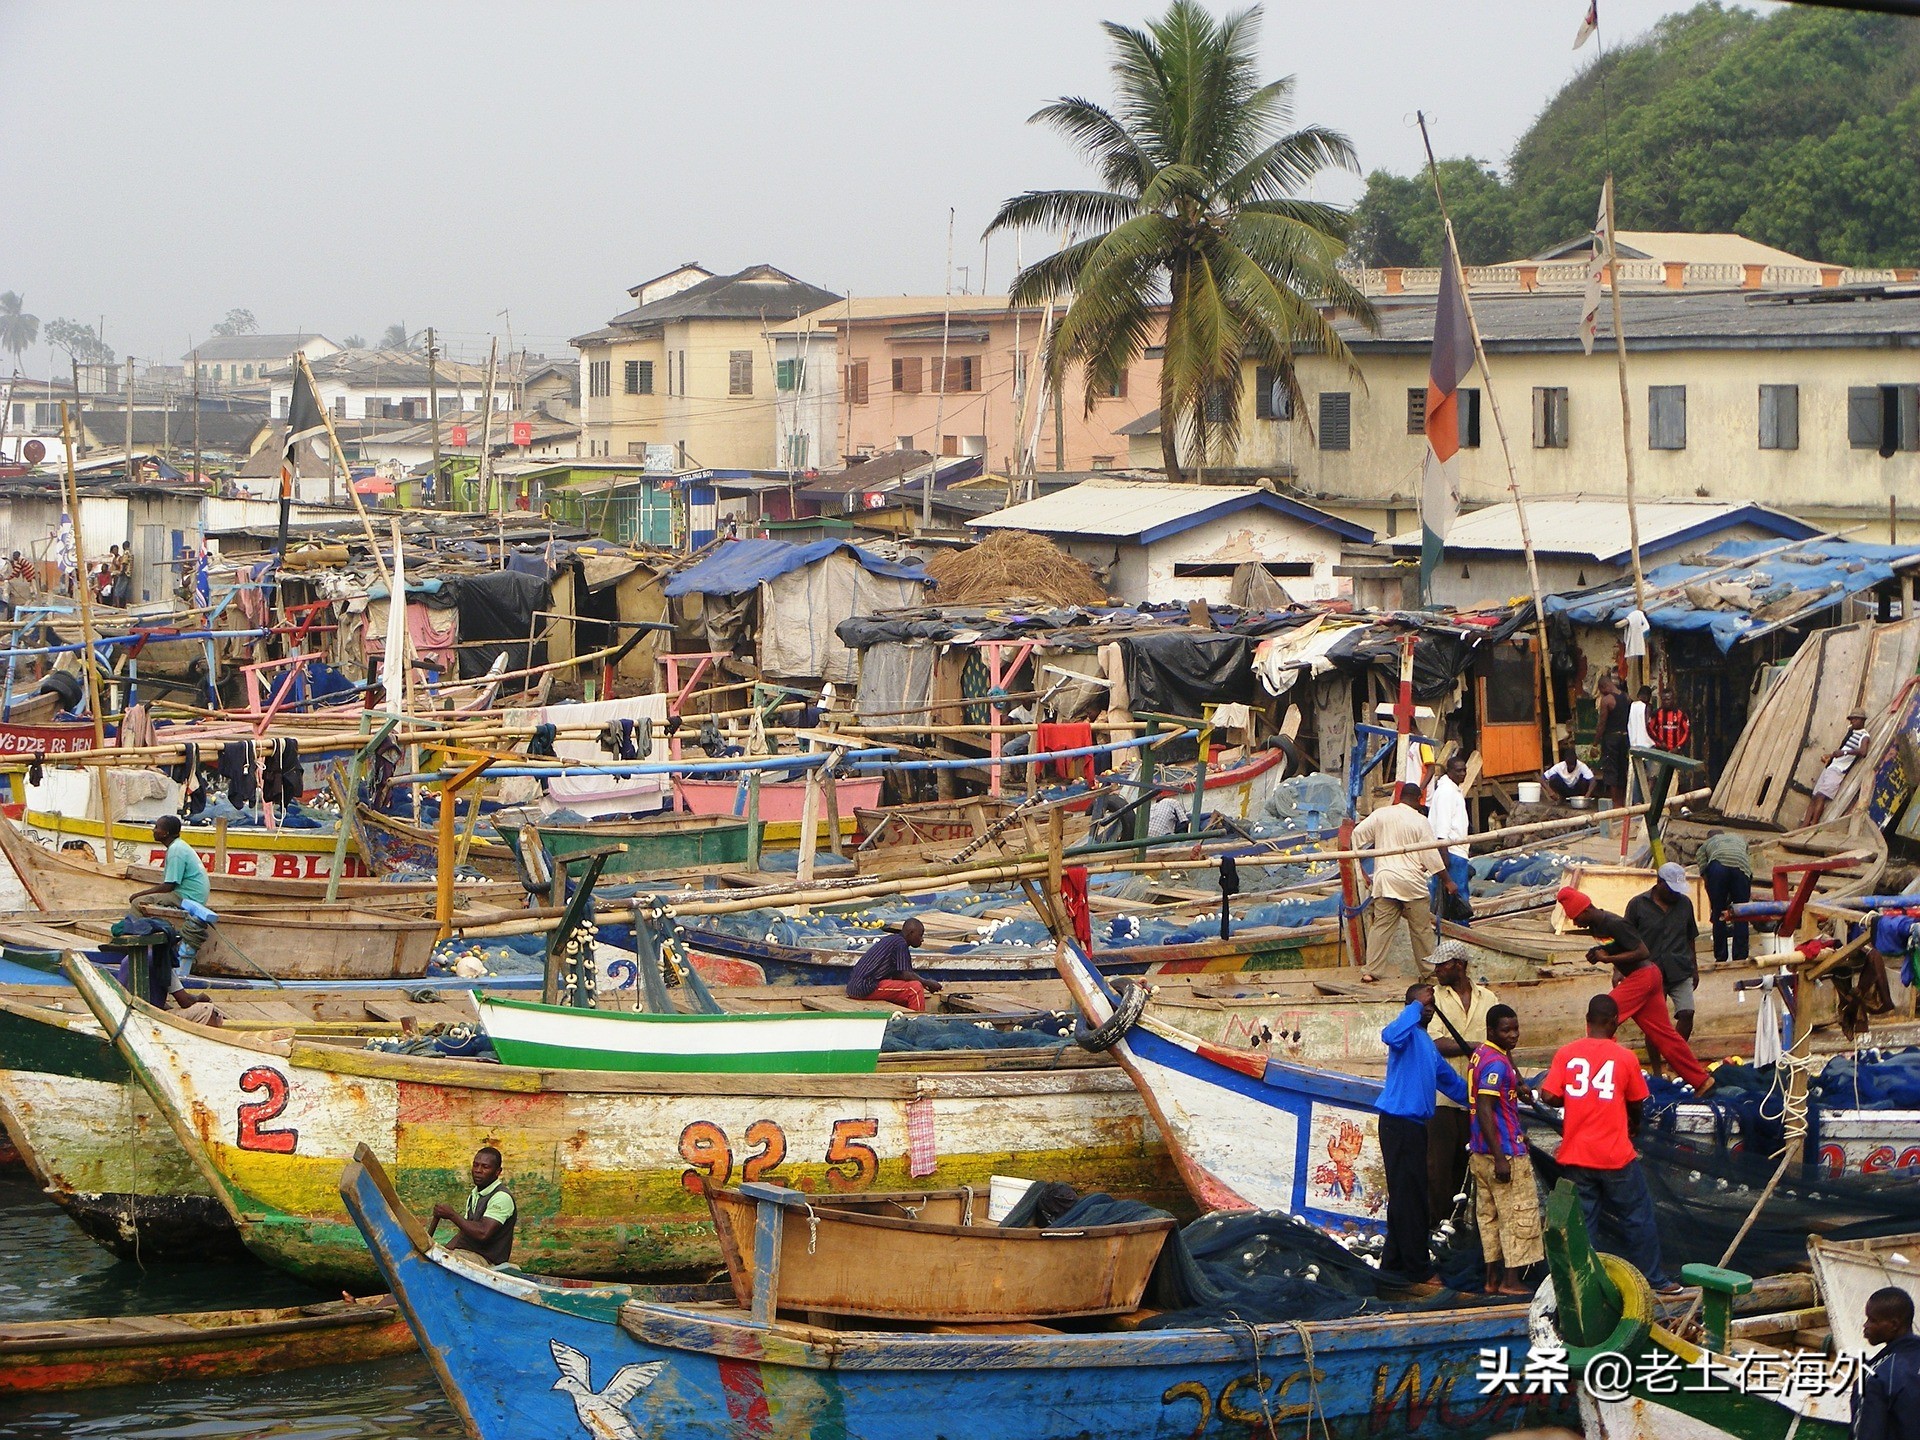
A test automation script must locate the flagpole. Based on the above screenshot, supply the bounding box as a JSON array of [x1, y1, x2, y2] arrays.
[[298, 351, 395, 595], [59, 403, 116, 847], [1416, 113, 1562, 756], [1601, 174, 1649, 618]]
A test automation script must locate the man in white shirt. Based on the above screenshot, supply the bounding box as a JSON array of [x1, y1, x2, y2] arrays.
[[1627, 685, 1654, 749], [1543, 740, 1595, 800], [1425, 753, 1472, 921], [1352, 784, 1448, 980]]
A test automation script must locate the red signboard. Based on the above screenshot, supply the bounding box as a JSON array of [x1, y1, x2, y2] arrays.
[[0, 723, 95, 755], [510, 421, 532, 447], [449, 425, 469, 447]]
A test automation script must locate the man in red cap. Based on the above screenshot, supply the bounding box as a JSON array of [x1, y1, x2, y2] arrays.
[[1558, 886, 1715, 1099]]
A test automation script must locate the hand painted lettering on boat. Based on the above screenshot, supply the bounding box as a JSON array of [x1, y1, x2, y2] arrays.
[[676, 1116, 879, 1193], [1161, 1365, 1325, 1436], [235, 1065, 299, 1153], [1369, 1356, 1564, 1431]]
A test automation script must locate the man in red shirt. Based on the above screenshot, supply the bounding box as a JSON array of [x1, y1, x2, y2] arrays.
[[1558, 886, 1715, 1099], [1538, 994, 1681, 1295]]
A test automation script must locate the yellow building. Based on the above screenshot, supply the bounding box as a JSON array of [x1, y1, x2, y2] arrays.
[[572, 264, 840, 470]]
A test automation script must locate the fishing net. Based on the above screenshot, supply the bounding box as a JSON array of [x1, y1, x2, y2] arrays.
[[879, 1013, 1073, 1054]]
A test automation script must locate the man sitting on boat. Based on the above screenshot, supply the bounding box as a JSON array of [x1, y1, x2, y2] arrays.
[[1856, 1285, 1919, 1440], [1558, 885, 1715, 1100], [430, 1146, 516, 1267], [846, 919, 942, 1012], [130, 815, 212, 1000], [1805, 708, 1871, 827], [1353, 784, 1449, 981]]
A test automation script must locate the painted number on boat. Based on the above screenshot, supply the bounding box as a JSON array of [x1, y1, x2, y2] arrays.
[[676, 1117, 877, 1193], [235, 1065, 299, 1154]]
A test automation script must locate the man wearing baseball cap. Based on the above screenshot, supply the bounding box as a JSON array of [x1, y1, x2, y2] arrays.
[[1559, 884, 1715, 1100], [1625, 862, 1702, 1046]]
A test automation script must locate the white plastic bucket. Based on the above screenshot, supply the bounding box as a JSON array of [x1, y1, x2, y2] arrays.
[[988, 1175, 1036, 1223], [1517, 781, 1542, 804]]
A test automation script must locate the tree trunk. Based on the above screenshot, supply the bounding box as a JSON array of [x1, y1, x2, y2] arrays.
[[1159, 266, 1187, 484]]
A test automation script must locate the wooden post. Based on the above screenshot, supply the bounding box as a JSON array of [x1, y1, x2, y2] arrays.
[[797, 744, 822, 886], [476, 339, 498, 514], [822, 757, 843, 859], [745, 771, 762, 871], [213, 816, 229, 877], [436, 776, 456, 942], [426, 327, 445, 509], [59, 405, 115, 850]]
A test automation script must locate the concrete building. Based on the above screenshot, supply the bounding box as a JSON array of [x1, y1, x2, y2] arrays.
[[265, 349, 502, 426], [186, 334, 340, 390], [972, 476, 1371, 605]]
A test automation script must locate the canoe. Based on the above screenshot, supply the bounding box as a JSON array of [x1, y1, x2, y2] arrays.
[[851, 795, 1092, 874], [472, 993, 890, 1074], [1123, 746, 1290, 822], [674, 772, 880, 843], [0, 984, 487, 1259], [351, 801, 520, 881], [704, 1181, 1172, 1322], [491, 809, 757, 878], [18, 806, 376, 884], [0, 1295, 414, 1393], [26, 903, 446, 982], [341, 1146, 1570, 1440], [64, 957, 1181, 1286]]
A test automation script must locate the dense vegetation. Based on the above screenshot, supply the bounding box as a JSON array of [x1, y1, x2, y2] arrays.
[[1350, 2, 1920, 268]]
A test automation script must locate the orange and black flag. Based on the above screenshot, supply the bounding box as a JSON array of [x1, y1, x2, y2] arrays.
[[1418, 230, 1476, 598]]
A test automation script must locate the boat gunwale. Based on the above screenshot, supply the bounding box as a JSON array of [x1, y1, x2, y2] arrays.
[[0, 1298, 401, 1356], [703, 1181, 1177, 1244], [474, 992, 894, 1027]]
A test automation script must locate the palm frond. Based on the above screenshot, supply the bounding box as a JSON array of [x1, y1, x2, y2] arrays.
[[1028, 97, 1154, 194], [985, 189, 1138, 239], [1222, 124, 1361, 205]]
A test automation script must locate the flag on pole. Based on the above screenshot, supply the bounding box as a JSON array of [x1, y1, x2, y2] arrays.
[[1419, 229, 1475, 597], [1574, 0, 1598, 49], [279, 358, 327, 560], [192, 549, 211, 607], [53, 513, 77, 585], [1579, 176, 1612, 356]]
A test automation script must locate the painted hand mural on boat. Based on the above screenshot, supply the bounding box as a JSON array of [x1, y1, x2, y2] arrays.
[[549, 1340, 664, 1439], [1307, 1106, 1386, 1217]]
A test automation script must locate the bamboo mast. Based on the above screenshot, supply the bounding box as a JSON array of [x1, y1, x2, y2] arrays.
[[59, 404, 115, 845]]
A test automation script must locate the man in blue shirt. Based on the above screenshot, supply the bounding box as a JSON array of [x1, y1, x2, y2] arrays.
[[1377, 982, 1470, 1282], [845, 919, 940, 1011]]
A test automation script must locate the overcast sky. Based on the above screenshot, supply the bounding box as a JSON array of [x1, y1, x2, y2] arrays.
[[0, 0, 1775, 375]]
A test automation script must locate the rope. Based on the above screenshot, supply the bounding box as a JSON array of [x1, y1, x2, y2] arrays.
[[1224, 1316, 1281, 1440], [1286, 1320, 1334, 1440]]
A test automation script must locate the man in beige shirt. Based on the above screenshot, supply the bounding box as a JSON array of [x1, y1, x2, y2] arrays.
[[1352, 784, 1446, 980], [1427, 939, 1501, 1219]]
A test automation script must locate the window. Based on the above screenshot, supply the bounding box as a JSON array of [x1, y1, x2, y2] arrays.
[[1318, 392, 1351, 450], [628, 441, 646, 457], [1203, 388, 1228, 425], [728, 350, 753, 395], [1849, 385, 1920, 457], [775, 357, 805, 392], [1406, 388, 1426, 434], [1648, 385, 1687, 450], [1174, 560, 1316, 578], [1255, 367, 1292, 421], [9, 404, 21, 425], [364, 398, 383, 419], [892, 357, 923, 394], [1096, 369, 1129, 400], [1458, 388, 1482, 447], [278, 395, 289, 419], [786, 432, 810, 469], [242, 364, 253, 380], [932, 356, 978, 393], [437, 395, 457, 416], [1758, 384, 1798, 450], [1532, 386, 1570, 448], [625, 359, 653, 395], [844, 360, 869, 406], [941, 433, 958, 456], [1090, 455, 1115, 470], [896, 435, 915, 451], [588, 360, 610, 398], [678, 351, 687, 396]]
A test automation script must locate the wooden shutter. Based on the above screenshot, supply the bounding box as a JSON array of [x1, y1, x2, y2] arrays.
[[1649, 386, 1687, 450], [1408, 388, 1427, 435], [1115, 367, 1128, 399], [845, 360, 869, 405], [1318, 392, 1351, 451], [1759, 384, 1797, 450], [1552, 388, 1569, 447], [1531, 387, 1548, 447], [1255, 366, 1278, 420], [729, 351, 752, 395], [894, 357, 922, 394], [1848, 387, 1884, 450], [1899, 385, 1920, 452]]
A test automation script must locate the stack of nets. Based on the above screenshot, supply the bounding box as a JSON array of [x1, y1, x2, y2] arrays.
[[923, 530, 1110, 607]]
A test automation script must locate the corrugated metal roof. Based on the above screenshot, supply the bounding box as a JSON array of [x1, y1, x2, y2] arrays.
[[972, 478, 1371, 544], [1383, 496, 1817, 564]]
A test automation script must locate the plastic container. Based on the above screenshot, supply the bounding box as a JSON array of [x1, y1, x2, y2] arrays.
[[1516, 781, 1542, 804]]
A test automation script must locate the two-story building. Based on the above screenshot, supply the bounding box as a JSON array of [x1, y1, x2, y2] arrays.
[[266, 349, 502, 428], [572, 264, 840, 470], [186, 334, 340, 390]]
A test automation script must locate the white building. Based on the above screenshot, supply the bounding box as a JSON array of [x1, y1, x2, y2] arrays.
[[186, 334, 340, 390], [265, 349, 503, 426], [766, 315, 841, 474]]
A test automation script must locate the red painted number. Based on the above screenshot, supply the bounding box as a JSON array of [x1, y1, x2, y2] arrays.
[[824, 1118, 879, 1192], [742, 1119, 787, 1183], [679, 1121, 733, 1194], [235, 1066, 298, 1154]]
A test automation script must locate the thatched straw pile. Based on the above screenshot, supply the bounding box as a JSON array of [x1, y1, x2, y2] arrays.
[[924, 529, 1111, 607]]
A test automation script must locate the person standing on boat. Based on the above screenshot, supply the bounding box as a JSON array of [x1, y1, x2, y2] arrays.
[[1425, 752, 1472, 921], [1353, 784, 1448, 981], [1805, 710, 1871, 826], [846, 918, 941, 1012], [1376, 981, 1470, 1283], [1558, 887, 1715, 1100], [131, 815, 211, 997], [1626, 863, 1701, 1044], [1696, 830, 1752, 964], [431, 1146, 516, 1266], [1595, 674, 1629, 807], [1537, 994, 1682, 1296], [1854, 1286, 1919, 1440], [1469, 1004, 1541, 1296], [1428, 941, 1498, 1224]]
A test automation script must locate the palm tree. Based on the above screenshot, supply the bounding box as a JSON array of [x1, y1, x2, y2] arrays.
[[380, 322, 411, 351], [0, 292, 38, 368], [987, 1, 1373, 481]]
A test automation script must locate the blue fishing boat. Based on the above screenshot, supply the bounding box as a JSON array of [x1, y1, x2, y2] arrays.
[[342, 1145, 1568, 1440], [1052, 936, 1392, 1228]]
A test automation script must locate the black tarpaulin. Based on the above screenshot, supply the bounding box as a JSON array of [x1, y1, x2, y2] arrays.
[[451, 571, 549, 679], [1120, 631, 1256, 717]]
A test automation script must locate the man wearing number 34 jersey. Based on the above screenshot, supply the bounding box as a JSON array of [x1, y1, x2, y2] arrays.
[[1538, 994, 1682, 1296]]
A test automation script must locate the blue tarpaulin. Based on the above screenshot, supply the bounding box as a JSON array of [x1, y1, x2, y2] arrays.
[[1546, 539, 1920, 653], [662, 539, 928, 598]]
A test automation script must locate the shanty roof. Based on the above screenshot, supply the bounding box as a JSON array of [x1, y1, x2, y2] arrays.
[[800, 450, 982, 499], [1530, 231, 1816, 268], [972, 477, 1372, 545], [185, 334, 333, 362], [369, 411, 578, 449], [1383, 496, 1817, 565], [303, 349, 494, 387], [577, 265, 842, 345], [661, 538, 928, 597]]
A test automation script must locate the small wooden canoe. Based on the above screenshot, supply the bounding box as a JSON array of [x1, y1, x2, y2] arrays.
[[0, 1295, 415, 1392], [492, 808, 756, 877], [852, 795, 1092, 874], [704, 1181, 1173, 1322], [473, 993, 890, 1073]]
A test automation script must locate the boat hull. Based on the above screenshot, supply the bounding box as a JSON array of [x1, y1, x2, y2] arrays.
[[20, 808, 374, 883], [473, 995, 889, 1074], [674, 774, 879, 842], [495, 812, 757, 877]]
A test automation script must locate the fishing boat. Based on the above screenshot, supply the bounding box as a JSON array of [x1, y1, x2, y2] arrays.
[[351, 801, 520, 881], [17, 806, 377, 884], [851, 794, 1092, 874], [341, 1146, 1571, 1440], [471, 993, 890, 1074], [63, 957, 1180, 1285], [674, 771, 881, 843], [703, 1180, 1172, 1322], [490, 809, 757, 878], [0, 1295, 415, 1393]]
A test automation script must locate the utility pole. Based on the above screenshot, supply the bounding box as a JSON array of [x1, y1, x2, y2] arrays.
[[123, 358, 135, 478], [426, 327, 445, 509], [477, 338, 498, 515], [192, 354, 202, 493], [69, 354, 84, 455], [925, 208, 955, 527]]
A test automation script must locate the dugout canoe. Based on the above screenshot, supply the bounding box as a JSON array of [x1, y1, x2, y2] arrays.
[[471, 992, 890, 1074], [64, 956, 1181, 1287], [490, 808, 757, 878], [0, 1295, 414, 1393], [850, 795, 1093, 874], [341, 1146, 1571, 1440]]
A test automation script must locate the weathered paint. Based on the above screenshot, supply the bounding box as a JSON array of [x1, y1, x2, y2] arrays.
[[344, 1151, 1572, 1440], [68, 961, 1180, 1287], [19, 808, 373, 880], [496, 814, 758, 877], [475, 996, 889, 1074]]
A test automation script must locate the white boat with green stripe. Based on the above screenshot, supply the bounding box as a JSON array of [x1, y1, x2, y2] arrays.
[[471, 994, 891, 1074]]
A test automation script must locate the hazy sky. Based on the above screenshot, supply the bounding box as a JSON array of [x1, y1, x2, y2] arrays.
[[0, 0, 1773, 375]]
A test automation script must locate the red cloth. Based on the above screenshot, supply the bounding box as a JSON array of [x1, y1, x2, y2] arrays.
[[1609, 964, 1712, 1090], [864, 978, 927, 1012], [1061, 865, 1093, 950], [1036, 722, 1095, 784], [1543, 1036, 1650, 1169]]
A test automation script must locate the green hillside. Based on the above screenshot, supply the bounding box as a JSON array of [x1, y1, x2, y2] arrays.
[[1351, 2, 1920, 268]]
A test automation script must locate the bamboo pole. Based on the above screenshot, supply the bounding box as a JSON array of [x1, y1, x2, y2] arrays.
[[58, 405, 115, 846], [1601, 175, 1648, 617]]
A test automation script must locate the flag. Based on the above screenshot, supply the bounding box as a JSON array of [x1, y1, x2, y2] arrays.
[[1419, 230, 1476, 598], [280, 358, 326, 558], [53, 513, 76, 583], [1579, 176, 1612, 356], [192, 549, 210, 607], [1574, 0, 1597, 49]]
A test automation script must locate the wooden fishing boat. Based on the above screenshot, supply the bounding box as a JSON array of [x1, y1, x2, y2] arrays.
[[1123, 745, 1290, 821], [18, 806, 378, 883], [352, 801, 519, 881], [704, 1181, 1172, 1322], [674, 771, 880, 843], [64, 957, 1181, 1286], [472, 993, 890, 1074], [0, 719, 95, 757], [0, 1295, 415, 1393], [851, 794, 1092, 874], [341, 1146, 1571, 1440], [490, 808, 756, 878]]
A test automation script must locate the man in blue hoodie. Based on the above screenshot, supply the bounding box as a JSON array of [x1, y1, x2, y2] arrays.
[[1378, 981, 1470, 1281]]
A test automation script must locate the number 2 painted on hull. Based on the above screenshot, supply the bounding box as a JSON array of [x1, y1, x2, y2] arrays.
[[235, 1065, 298, 1154]]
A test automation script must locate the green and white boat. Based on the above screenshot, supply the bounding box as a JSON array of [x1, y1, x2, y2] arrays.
[[470, 993, 891, 1074]]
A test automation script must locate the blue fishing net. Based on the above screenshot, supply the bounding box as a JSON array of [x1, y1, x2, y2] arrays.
[[880, 1014, 1074, 1053]]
